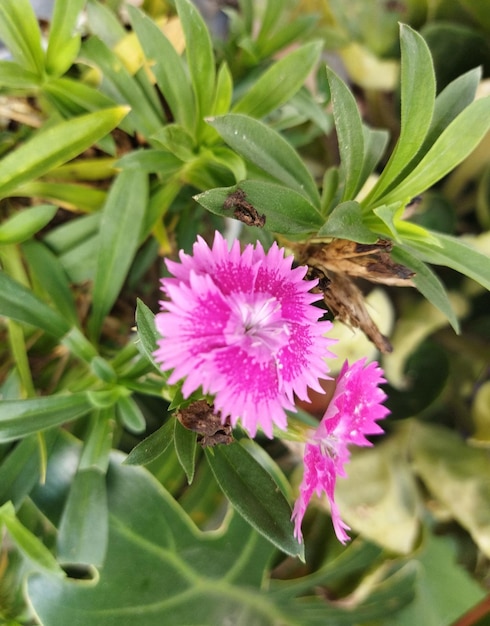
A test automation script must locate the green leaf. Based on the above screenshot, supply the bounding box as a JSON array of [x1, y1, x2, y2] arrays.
[[0, 205, 57, 244], [128, 5, 195, 135], [45, 0, 84, 76], [232, 41, 323, 119], [116, 149, 183, 176], [0, 0, 44, 76], [135, 299, 161, 371], [211, 62, 233, 117], [0, 502, 64, 577], [152, 124, 196, 161], [0, 270, 71, 339], [116, 395, 146, 434], [176, 0, 216, 132], [174, 420, 197, 484], [380, 96, 490, 205], [0, 107, 129, 200], [205, 442, 303, 558], [208, 114, 320, 205], [318, 201, 378, 243], [80, 37, 163, 138], [404, 230, 490, 291], [0, 60, 40, 88], [365, 25, 436, 204], [326, 67, 365, 201], [12, 182, 106, 212], [88, 169, 148, 339], [391, 245, 459, 332], [195, 180, 324, 237], [29, 441, 280, 625], [123, 420, 174, 466], [21, 239, 79, 328], [57, 469, 109, 567], [0, 394, 92, 442]]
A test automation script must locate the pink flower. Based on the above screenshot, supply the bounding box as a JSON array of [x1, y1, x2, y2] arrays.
[[154, 231, 335, 438], [292, 358, 389, 543]]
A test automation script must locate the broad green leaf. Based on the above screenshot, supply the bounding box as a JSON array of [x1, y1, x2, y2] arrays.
[[380, 96, 490, 205], [391, 245, 459, 332], [174, 420, 197, 484], [0, 107, 129, 199], [80, 37, 163, 138], [22, 240, 79, 328], [0, 502, 64, 577], [0, 394, 92, 442], [410, 421, 490, 557], [116, 149, 183, 176], [0, 0, 44, 76], [232, 41, 323, 119], [0, 205, 57, 244], [128, 5, 195, 134], [88, 169, 148, 339], [195, 180, 323, 237], [29, 442, 281, 626], [0, 270, 71, 339], [43, 212, 101, 255], [123, 419, 174, 466], [404, 231, 490, 291], [208, 114, 320, 205], [205, 442, 303, 558], [327, 67, 365, 201], [203, 147, 247, 184], [116, 395, 146, 434], [152, 124, 196, 161], [365, 25, 436, 204], [317, 201, 378, 243], [57, 469, 109, 567], [391, 530, 486, 626], [45, 0, 84, 76], [135, 298, 161, 371], [177, 0, 216, 130]]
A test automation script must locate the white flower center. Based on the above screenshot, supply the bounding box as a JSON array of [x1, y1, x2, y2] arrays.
[[224, 294, 290, 361]]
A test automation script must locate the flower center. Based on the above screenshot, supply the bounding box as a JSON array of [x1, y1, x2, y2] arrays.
[[224, 293, 290, 361]]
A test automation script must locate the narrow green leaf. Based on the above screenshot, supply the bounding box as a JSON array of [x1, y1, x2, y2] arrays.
[[57, 469, 109, 567], [365, 25, 436, 204], [0, 107, 129, 200], [0, 205, 57, 244], [206, 442, 303, 558], [327, 67, 365, 202], [208, 114, 320, 205], [255, 0, 283, 51], [79, 408, 115, 473], [116, 149, 183, 176], [318, 201, 378, 243], [124, 420, 174, 466], [0, 270, 71, 338], [86, 0, 127, 47], [45, 0, 84, 76], [151, 124, 196, 161], [176, 0, 216, 129], [116, 395, 146, 434], [13, 181, 107, 212], [88, 169, 148, 339], [22, 240, 79, 327], [195, 180, 323, 237], [358, 127, 389, 194], [0, 60, 40, 88], [404, 231, 490, 291], [0, 502, 65, 577], [0, 394, 92, 442], [80, 37, 163, 138], [392, 245, 459, 332], [232, 41, 323, 119], [174, 420, 197, 484], [381, 96, 490, 205], [135, 298, 161, 371], [0, 0, 44, 76], [128, 5, 195, 134], [212, 62, 233, 116]]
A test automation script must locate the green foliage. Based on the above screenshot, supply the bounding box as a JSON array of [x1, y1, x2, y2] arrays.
[[0, 0, 489, 623]]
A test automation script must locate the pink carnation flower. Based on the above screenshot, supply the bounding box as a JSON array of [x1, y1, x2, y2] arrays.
[[292, 358, 389, 543], [154, 231, 335, 438]]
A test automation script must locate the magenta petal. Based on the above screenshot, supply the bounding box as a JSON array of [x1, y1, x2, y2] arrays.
[[293, 358, 389, 544], [154, 231, 335, 438]]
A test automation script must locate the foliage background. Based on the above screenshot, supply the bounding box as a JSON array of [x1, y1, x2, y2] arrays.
[[0, 0, 489, 624]]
